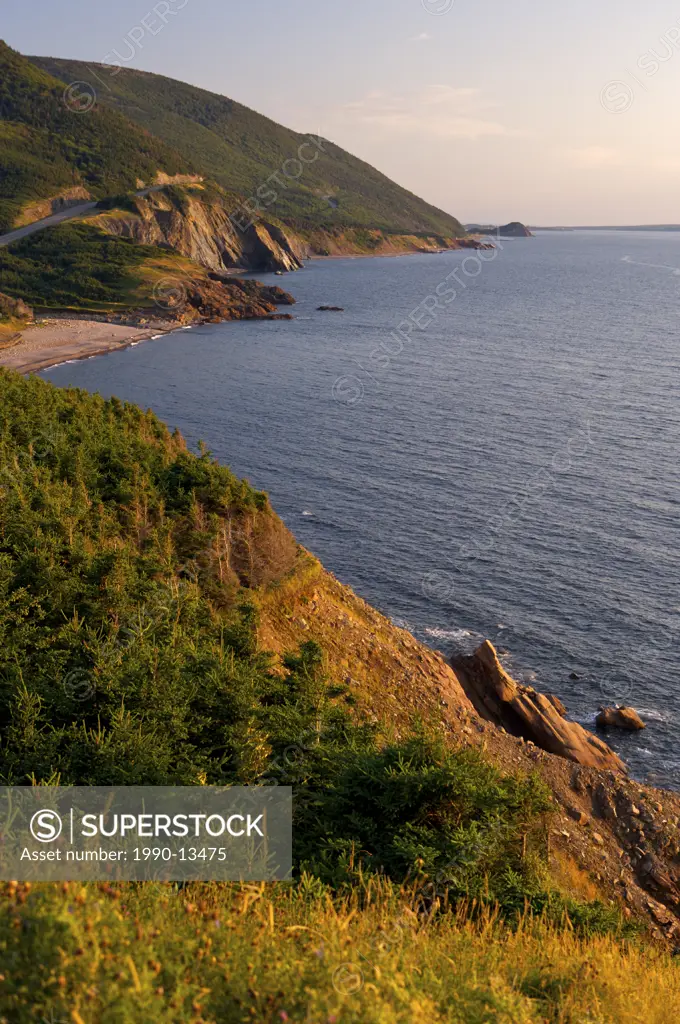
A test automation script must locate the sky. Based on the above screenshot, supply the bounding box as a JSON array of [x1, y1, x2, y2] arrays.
[[4, 0, 680, 224]]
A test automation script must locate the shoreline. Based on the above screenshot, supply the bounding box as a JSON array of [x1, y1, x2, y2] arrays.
[[310, 249, 451, 261], [1, 244, 489, 375], [0, 318, 180, 375], [309, 242, 492, 262]]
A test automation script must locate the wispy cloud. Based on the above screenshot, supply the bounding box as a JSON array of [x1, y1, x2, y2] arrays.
[[339, 85, 524, 141], [564, 145, 622, 169], [412, 32, 431, 41]]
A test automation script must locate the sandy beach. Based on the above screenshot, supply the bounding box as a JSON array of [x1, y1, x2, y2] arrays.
[[0, 318, 175, 374]]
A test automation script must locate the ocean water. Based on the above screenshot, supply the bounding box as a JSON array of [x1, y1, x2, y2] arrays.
[[42, 231, 680, 788]]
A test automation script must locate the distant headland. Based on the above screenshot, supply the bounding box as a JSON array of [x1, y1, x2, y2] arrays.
[[466, 221, 534, 238]]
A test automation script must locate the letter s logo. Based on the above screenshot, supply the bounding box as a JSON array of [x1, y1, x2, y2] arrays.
[[30, 809, 63, 843]]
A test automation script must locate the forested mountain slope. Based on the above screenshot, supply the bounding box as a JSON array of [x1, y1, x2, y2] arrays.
[[0, 41, 190, 231], [31, 55, 466, 238]]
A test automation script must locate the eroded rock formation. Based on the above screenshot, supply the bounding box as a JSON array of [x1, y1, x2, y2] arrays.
[[91, 189, 306, 274], [452, 640, 626, 772]]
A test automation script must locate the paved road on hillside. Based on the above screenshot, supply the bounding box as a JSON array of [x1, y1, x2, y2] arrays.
[[0, 185, 167, 249]]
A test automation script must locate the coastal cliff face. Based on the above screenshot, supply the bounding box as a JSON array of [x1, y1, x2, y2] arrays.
[[257, 552, 680, 945], [295, 225, 493, 257], [89, 189, 305, 274], [87, 187, 491, 274]]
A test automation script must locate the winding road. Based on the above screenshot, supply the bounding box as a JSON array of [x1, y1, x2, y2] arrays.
[[0, 185, 168, 249]]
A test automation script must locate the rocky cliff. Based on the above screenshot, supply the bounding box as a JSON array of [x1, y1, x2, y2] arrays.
[[88, 188, 306, 274], [103, 275, 296, 329], [88, 187, 492, 275], [171, 277, 295, 325], [0, 292, 32, 320], [294, 225, 494, 257], [255, 552, 680, 945]]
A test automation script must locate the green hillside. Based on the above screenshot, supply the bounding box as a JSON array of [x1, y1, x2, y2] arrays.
[[0, 41, 190, 231], [30, 56, 465, 237], [0, 221, 194, 311]]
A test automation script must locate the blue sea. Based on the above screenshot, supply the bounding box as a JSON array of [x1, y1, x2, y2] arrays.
[[42, 231, 680, 788]]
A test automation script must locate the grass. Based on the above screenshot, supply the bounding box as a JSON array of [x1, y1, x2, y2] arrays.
[[0, 221, 198, 311], [0, 879, 677, 1024]]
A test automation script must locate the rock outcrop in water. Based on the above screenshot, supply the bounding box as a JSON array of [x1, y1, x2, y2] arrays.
[[207, 274, 296, 307], [452, 640, 626, 771], [184, 279, 294, 323], [597, 706, 646, 731]]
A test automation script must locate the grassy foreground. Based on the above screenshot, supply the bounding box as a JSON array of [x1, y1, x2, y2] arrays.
[[1, 879, 678, 1024]]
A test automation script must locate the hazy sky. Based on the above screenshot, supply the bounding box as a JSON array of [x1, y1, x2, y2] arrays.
[[5, 0, 680, 224]]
